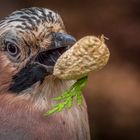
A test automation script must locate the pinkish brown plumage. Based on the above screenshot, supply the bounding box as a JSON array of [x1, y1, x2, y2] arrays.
[[0, 7, 90, 140]]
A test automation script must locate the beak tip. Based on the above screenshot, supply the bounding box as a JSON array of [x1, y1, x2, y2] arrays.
[[69, 35, 76, 43]]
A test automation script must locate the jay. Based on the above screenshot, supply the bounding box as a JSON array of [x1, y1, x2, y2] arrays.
[[0, 7, 90, 140]]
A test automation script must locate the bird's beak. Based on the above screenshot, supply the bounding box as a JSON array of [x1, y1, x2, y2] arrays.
[[48, 32, 76, 50], [35, 32, 76, 73]]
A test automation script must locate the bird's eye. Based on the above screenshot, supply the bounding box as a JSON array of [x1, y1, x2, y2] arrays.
[[5, 42, 19, 56]]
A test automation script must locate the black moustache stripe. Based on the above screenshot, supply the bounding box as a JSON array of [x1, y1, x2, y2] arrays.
[[9, 63, 49, 93], [9, 47, 67, 93]]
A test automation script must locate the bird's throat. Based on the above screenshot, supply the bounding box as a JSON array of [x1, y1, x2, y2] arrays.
[[15, 76, 75, 110]]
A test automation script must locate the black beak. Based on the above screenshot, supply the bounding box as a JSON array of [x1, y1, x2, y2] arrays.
[[48, 32, 76, 50], [35, 32, 76, 68]]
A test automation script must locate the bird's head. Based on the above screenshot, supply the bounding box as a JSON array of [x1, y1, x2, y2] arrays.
[[0, 7, 76, 99]]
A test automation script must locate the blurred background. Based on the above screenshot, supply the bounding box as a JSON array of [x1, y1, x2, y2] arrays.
[[0, 0, 140, 139]]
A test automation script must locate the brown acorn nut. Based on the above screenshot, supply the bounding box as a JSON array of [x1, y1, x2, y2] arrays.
[[53, 35, 110, 80]]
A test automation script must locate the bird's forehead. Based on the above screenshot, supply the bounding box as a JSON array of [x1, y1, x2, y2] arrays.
[[4, 7, 64, 31]]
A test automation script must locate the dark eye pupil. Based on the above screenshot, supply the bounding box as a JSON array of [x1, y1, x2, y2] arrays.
[[6, 43, 18, 56], [8, 45, 16, 54]]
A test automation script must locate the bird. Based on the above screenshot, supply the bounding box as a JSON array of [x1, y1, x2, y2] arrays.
[[0, 7, 90, 140]]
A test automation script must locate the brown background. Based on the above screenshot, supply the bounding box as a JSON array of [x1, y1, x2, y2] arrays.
[[0, 0, 140, 140]]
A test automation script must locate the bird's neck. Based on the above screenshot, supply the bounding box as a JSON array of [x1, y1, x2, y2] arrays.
[[0, 76, 90, 140], [19, 76, 75, 110], [0, 71, 75, 110]]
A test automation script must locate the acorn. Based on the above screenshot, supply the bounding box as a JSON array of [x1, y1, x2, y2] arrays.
[[53, 35, 110, 80]]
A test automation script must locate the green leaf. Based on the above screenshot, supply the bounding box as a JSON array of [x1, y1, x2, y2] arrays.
[[44, 76, 88, 116]]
